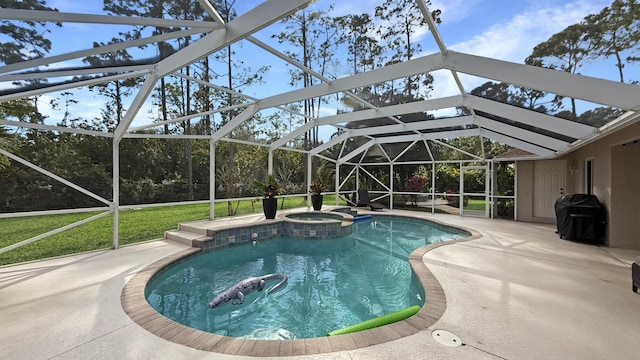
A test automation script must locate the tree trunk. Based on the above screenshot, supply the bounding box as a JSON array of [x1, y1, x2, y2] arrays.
[[161, 77, 169, 134]]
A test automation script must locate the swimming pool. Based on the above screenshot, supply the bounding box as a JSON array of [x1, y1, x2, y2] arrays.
[[145, 216, 467, 340]]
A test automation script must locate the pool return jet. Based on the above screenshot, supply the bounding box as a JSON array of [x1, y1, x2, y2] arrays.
[[208, 273, 288, 308]]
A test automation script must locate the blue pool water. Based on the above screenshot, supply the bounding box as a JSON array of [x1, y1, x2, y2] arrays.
[[145, 216, 467, 339]]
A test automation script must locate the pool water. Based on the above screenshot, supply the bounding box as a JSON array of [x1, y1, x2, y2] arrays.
[[145, 217, 466, 339]]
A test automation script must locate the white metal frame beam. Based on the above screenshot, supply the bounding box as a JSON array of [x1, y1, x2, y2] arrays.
[[258, 53, 446, 110], [444, 51, 640, 111], [0, 65, 154, 82], [0, 70, 151, 102], [473, 115, 569, 151], [464, 94, 595, 138], [0, 120, 113, 138], [0, 8, 219, 28], [114, 0, 313, 141], [349, 116, 474, 137], [211, 104, 260, 142], [2, 1, 639, 232], [128, 103, 251, 133], [310, 132, 351, 156], [431, 139, 484, 160], [0, 147, 112, 206], [247, 35, 406, 128], [479, 129, 556, 157], [0, 28, 203, 75], [375, 129, 480, 144], [165, 71, 312, 132], [315, 96, 462, 126], [340, 139, 376, 163]]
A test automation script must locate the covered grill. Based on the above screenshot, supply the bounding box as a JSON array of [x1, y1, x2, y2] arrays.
[[554, 194, 605, 242]]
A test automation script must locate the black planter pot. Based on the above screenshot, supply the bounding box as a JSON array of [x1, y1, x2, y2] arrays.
[[311, 194, 323, 211], [262, 197, 277, 219]]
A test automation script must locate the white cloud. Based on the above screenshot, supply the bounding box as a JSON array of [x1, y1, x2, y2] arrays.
[[37, 92, 106, 125], [330, 0, 379, 17], [37, 89, 157, 130], [429, 69, 462, 97], [449, 1, 609, 63], [430, 0, 484, 24], [439, 0, 610, 93]]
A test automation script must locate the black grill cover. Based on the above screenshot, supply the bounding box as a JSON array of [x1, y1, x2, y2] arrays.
[[554, 194, 605, 242]]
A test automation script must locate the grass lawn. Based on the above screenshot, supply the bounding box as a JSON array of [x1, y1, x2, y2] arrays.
[[0, 195, 346, 266], [464, 199, 487, 211]]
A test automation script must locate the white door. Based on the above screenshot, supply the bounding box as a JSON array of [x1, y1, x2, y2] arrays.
[[534, 160, 565, 218]]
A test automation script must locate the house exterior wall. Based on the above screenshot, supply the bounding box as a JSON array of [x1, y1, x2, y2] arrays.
[[610, 141, 640, 249], [515, 160, 557, 223], [516, 121, 640, 249]]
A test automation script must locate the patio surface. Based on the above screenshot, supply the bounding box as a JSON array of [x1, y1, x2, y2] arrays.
[[1, 209, 639, 359]]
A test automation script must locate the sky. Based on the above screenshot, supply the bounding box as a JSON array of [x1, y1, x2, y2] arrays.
[[5, 0, 627, 133]]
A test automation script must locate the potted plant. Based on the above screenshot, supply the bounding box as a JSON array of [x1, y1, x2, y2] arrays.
[[309, 180, 324, 211], [253, 175, 281, 219]]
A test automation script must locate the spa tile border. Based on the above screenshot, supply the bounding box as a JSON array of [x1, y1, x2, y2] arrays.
[[121, 215, 481, 357], [193, 211, 354, 252]]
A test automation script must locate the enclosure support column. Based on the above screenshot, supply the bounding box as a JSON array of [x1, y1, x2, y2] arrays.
[[210, 139, 215, 220], [514, 162, 519, 221], [112, 140, 119, 249], [489, 161, 494, 219], [458, 162, 463, 216], [356, 165, 360, 204], [431, 163, 436, 214], [335, 162, 340, 206], [268, 149, 273, 175], [390, 163, 394, 210], [307, 152, 312, 210]]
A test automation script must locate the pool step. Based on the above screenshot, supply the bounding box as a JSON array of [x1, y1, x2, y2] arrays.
[[177, 221, 212, 235], [164, 229, 212, 247]]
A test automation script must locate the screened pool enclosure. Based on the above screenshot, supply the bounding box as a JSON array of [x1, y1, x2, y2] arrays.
[[1, 0, 640, 252]]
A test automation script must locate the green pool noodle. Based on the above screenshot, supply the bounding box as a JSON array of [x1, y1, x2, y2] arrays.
[[327, 305, 421, 336]]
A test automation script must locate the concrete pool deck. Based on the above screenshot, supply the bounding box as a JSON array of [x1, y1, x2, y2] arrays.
[[1, 209, 639, 359]]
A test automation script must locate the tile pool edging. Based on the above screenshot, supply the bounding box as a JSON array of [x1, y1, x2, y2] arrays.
[[120, 215, 481, 357], [192, 210, 354, 252]]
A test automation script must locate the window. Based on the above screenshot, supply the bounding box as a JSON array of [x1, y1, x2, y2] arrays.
[[585, 158, 593, 195]]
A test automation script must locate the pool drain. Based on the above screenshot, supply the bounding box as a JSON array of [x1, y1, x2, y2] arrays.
[[432, 329, 463, 347]]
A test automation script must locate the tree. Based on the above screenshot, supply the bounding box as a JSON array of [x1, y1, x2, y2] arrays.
[[470, 82, 524, 106], [470, 81, 549, 113], [374, 0, 440, 99], [83, 39, 143, 128], [272, 7, 339, 149], [526, 23, 600, 116], [585, 0, 640, 83], [272, 7, 341, 187], [0, 0, 61, 65], [334, 13, 386, 111], [0, 99, 44, 172], [577, 106, 624, 127], [204, 0, 270, 214], [334, 14, 381, 74], [1, 0, 62, 129], [406, 175, 426, 205], [101, 0, 194, 200]]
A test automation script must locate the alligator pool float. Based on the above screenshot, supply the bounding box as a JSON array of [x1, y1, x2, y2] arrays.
[[208, 273, 288, 308]]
